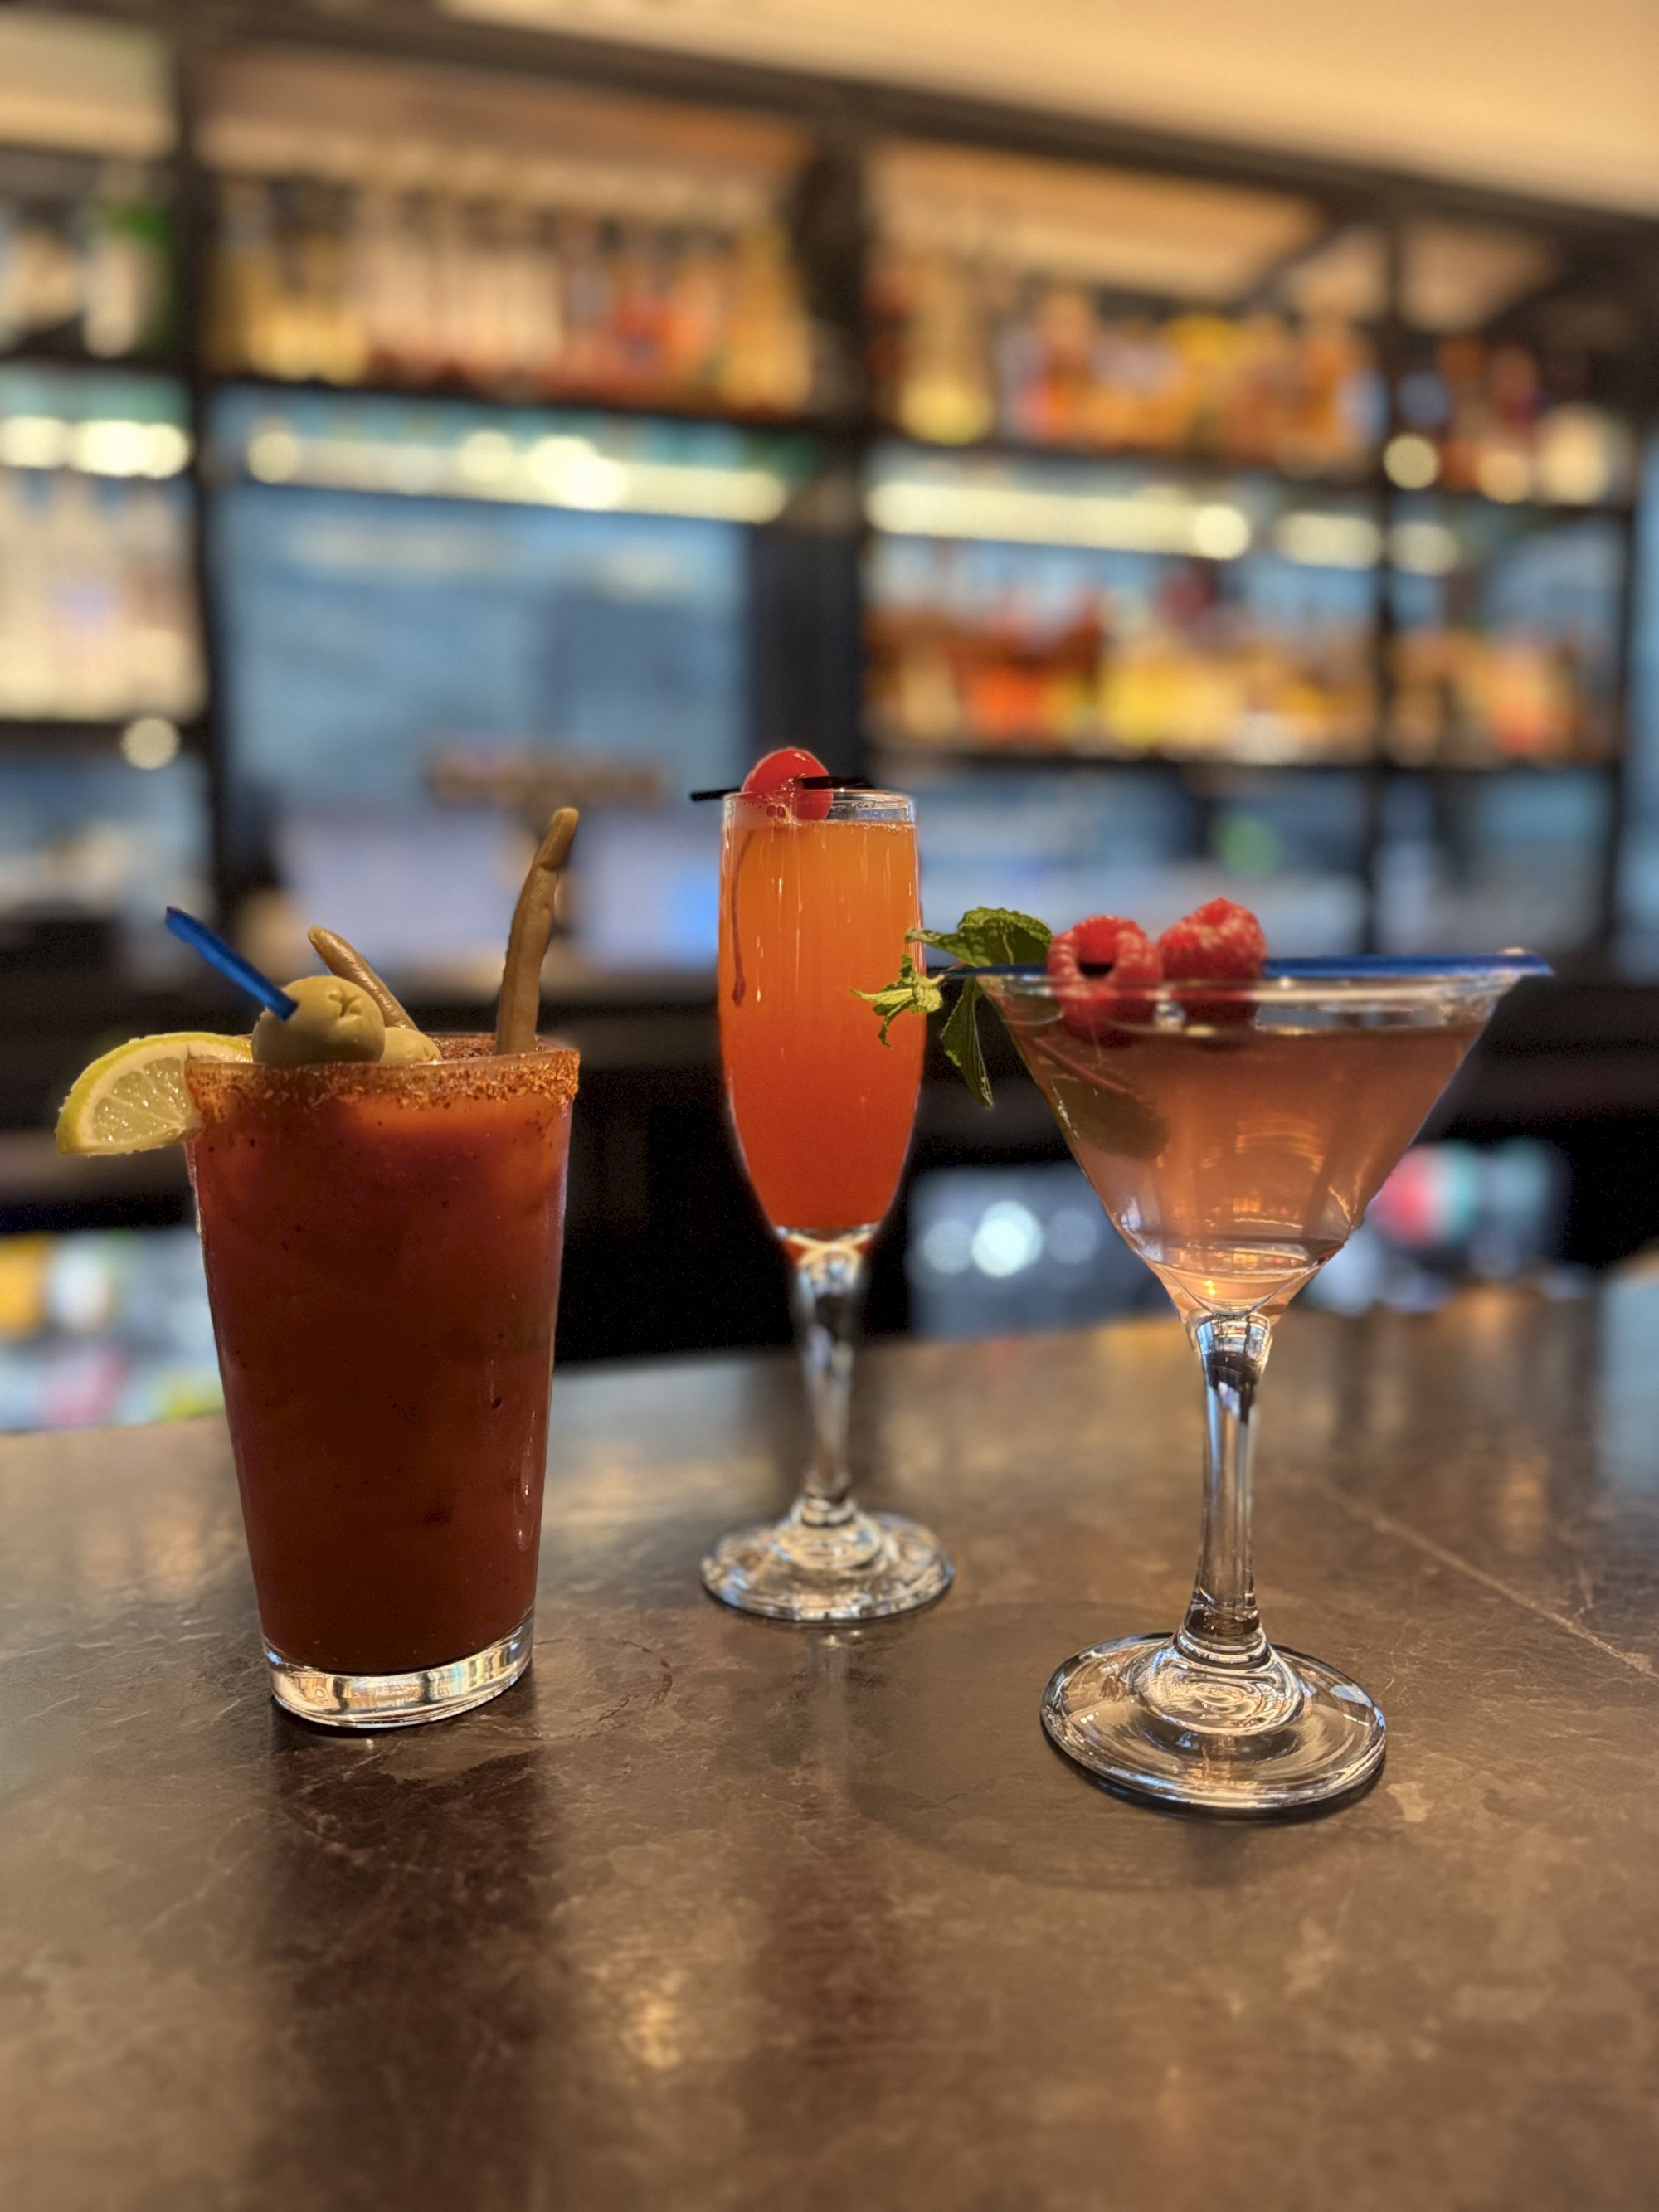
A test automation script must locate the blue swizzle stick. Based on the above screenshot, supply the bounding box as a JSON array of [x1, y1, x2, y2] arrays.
[[164, 907, 299, 1020]]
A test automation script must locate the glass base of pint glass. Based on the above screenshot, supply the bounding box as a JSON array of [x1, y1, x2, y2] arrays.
[[266, 1614, 534, 1730]]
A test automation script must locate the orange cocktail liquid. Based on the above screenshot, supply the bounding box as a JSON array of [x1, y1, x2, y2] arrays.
[[718, 805, 923, 1237]]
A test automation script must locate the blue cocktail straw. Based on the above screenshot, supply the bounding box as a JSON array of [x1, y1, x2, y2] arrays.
[[165, 906, 298, 1019]]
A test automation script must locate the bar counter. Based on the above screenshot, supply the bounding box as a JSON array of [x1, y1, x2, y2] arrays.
[[3, 1286, 1657, 2210]]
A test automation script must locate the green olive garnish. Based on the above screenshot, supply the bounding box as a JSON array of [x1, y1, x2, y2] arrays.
[[251, 976, 386, 1066], [377, 1026, 442, 1064]]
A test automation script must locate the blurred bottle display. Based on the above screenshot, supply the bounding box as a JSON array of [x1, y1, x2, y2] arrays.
[[867, 532, 1376, 761], [1389, 219, 1637, 508], [908, 763, 1369, 957], [0, 367, 202, 721], [867, 140, 1382, 471], [1386, 504, 1623, 765], [864, 448, 1378, 761], [1615, 439, 1659, 970], [865, 442, 1623, 768], [0, 159, 173, 362], [207, 387, 773, 979], [0, 748, 210, 975], [0, 12, 175, 362], [872, 264, 1383, 474], [207, 176, 815, 414], [0, 1228, 221, 1432], [1388, 335, 1633, 508], [199, 48, 820, 416], [1375, 770, 1610, 955]]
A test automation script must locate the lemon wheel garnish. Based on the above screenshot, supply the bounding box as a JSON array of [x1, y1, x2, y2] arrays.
[[54, 1033, 252, 1156]]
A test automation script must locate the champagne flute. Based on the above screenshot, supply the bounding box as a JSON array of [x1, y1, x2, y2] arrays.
[[702, 777, 952, 1622]]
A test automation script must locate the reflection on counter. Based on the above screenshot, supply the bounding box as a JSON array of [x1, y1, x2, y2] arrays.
[[0, 1226, 220, 1432]]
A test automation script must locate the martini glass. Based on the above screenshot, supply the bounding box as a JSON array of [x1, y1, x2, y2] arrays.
[[979, 954, 1547, 1813]]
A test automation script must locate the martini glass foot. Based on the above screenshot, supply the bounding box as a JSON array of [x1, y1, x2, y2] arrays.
[[1042, 1633, 1385, 1813], [702, 1504, 952, 1623]]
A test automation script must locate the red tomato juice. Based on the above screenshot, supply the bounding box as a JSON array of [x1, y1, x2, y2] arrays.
[[187, 1039, 577, 1676]]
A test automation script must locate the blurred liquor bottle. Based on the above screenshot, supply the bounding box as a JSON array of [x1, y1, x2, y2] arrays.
[[866, 554, 1376, 762], [0, 464, 202, 720], [207, 170, 818, 416], [1391, 333, 1632, 506], [870, 247, 1382, 474], [0, 163, 173, 362]]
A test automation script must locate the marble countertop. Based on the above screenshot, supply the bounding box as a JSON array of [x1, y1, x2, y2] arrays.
[[2, 1286, 1657, 2211]]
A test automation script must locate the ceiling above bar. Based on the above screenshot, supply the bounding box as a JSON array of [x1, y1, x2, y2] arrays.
[[441, 0, 1659, 218]]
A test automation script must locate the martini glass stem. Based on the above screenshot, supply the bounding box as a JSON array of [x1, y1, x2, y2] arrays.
[[1179, 1311, 1274, 1668], [787, 1235, 868, 1529]]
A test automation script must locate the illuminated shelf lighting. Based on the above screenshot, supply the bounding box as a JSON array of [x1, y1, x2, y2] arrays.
[[242, 420, 792, 523], [0, 416, 191, 477], [869, 477, 1463, 575], [866, 477, 1252, 559]]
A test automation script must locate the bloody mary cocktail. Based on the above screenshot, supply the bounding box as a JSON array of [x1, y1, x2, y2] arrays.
[[187, 1037, 577, 1728]]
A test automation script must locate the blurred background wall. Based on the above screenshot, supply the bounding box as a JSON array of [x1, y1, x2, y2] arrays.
[[2, 0, 1657, 1428]]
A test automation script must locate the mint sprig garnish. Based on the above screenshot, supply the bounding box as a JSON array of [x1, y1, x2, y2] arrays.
[[913, 907, 1053, 969], [857, 906, 1052, 1110], [855, 950, 943, 1043]]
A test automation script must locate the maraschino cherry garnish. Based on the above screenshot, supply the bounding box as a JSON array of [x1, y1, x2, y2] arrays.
[[741, 747, 834, 821]]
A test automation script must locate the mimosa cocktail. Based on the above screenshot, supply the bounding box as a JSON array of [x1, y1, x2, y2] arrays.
[[720, 796, 923, 1234], [703, 760, 951, 1622]]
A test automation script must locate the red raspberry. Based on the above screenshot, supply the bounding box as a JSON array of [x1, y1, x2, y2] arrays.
[[1156, 899, 1266, 1025], [1046, 915, 1161, 1041]]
